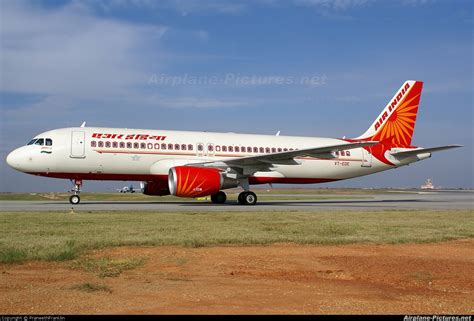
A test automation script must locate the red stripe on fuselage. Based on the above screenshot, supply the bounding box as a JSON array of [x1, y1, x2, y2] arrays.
[[26, 172, 339, 185]]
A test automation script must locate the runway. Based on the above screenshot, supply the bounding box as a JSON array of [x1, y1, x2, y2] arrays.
[[0, 190, 472, 212]]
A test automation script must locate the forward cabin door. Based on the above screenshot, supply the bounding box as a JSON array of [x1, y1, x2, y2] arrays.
[[361, 147, 372, 167], [70, 131, 86, 158]]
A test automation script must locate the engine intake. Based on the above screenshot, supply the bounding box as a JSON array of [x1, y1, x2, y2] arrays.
[[168, 166, 238, 198]]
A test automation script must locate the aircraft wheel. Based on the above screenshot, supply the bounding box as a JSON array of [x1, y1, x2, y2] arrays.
[[211, 191, 227, 204], [69, 195, 80, 205], [238, 191, 257, 205]]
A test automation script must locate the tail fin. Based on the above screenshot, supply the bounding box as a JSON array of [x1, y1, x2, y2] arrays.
[[357, 80, 423, 147]]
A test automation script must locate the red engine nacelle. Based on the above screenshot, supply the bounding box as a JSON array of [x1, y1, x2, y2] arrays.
[[142, 180, 170, 196], [168, 166, 238, 198]]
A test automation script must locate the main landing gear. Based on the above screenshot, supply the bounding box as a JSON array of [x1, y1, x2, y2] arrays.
[[238, 191, 257, 205], [69, 179, 82, 205], [211, 191, 227, 204], [210, 190, 258, 205]]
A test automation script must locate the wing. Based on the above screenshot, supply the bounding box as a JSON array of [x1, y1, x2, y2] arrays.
[[193, 141, 378, 172], [390, 145, 463, 157]]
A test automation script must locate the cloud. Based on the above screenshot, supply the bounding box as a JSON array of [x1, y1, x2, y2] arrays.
[[81, 0, 247, 15], [0, 1, 167, 99], [294, 0, 371, 11]]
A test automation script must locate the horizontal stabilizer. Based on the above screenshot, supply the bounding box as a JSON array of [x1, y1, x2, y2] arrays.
[[390, 145, 463, 157]]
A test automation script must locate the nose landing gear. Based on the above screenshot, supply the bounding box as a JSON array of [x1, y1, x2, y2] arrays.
[[69, 179, 82, 205]]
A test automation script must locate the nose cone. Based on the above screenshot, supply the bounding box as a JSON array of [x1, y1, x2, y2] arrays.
[[6, 149, 22, 171]]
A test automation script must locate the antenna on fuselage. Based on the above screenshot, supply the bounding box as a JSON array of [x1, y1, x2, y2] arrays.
[[276, 131, 280, 136], [80, 121, 86, 128]]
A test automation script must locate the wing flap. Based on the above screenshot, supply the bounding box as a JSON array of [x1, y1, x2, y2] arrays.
[[220, 141, 379, 167]]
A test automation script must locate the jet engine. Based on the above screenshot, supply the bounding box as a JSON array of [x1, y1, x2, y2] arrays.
[[168, 166, 238, 198], [142, 180, 170, 196]]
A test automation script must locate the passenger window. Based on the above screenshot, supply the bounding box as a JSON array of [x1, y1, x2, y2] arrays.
[[175, 144, 180, 150], [228, 146, 233, 152], [35, 138, 44, 145], [253, 147, 258, 153], [188, 144, 193, 151], [197, 144, 203, 151], [161, 143, 167, 150], [215, 145, 221, 152], [222, 146, 227, 152], [147, 143, 153, 149], [259, 147, 264, 153], [113, 142, 118, 148], [234, 146, 239, 152], [98, 141, 104, 148], [91, 141, 97, 147], [277, 148, 282, 152], [127, 142, 132, 149], [140, 143, 146, 149], [120, 142, 125, 148], [105, 141, 111, 148], [181, 144, 186, 151], [46, 139, 53, 146], [265, 147, 270, 153], [154, 143, 160, 149], [271, 148, 276, 153], [168, 143, 173, 150], [346, 150, 351, 156], [133, 142, 139, 149]]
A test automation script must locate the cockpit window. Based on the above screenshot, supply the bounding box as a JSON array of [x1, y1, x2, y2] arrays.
[[27, 139, 37, 145], [45, 138, 53, 146], [34, 138, 44, 146]]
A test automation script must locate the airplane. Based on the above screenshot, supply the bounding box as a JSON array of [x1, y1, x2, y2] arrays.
[[6, 80, 462, 205], [116, 184, 142, 193]]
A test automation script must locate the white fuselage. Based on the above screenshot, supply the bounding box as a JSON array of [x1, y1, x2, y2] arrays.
[[6, 127, 419, 187]]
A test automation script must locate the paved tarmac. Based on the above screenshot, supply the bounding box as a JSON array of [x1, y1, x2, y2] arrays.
[[0, 190, 472, 212]]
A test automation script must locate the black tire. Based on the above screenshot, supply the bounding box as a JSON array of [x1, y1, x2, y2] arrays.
[[211, 191, 227, 204], [69, 194, 80, 205], [238, 191, 257, 205]]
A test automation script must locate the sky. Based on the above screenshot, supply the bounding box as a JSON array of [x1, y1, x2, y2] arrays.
[[0, 0, 472, 192]]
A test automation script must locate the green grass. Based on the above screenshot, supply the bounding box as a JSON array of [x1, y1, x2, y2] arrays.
[[0, 209, 472, 264], [71, 256, 147, 278]]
